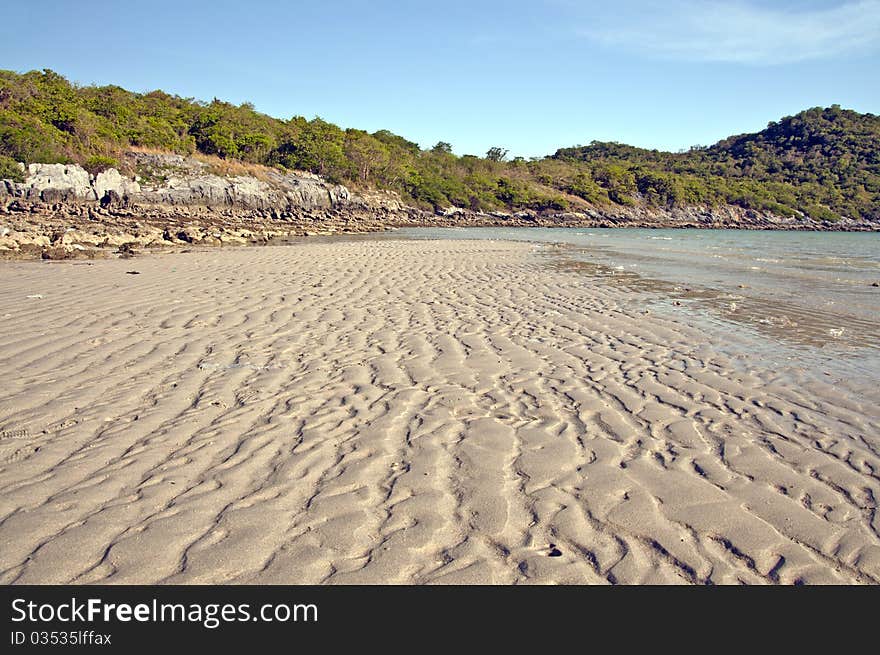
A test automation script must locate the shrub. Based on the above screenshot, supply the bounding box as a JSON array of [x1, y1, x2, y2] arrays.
[[805, 204, 840, 222], [0, 154, 24, 181], [82, 155, 119, 175]]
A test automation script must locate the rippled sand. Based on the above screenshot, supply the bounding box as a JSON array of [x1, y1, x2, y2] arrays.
[[0, 239, 878, 584]]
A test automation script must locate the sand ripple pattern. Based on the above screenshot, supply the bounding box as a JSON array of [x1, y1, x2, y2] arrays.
[[0, 240, 878, 584]]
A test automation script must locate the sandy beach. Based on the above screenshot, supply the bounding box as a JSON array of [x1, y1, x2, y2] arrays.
[[0, 237, 878, 585]]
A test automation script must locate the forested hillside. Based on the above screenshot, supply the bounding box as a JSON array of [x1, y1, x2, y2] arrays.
[[1, 69, 878, 222]]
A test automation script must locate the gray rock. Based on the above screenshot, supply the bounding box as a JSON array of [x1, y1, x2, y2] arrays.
[[25, 163, 96, 201], [329, 185, 351, 204], [94, 168, 140, 202], [0, 154, 354, 214], [123, 153, 351, 211]]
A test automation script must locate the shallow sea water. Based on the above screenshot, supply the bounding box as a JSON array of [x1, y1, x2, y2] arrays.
[[389, 227, 880, 393]]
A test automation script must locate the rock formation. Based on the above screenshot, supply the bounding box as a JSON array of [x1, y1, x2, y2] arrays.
[[0, 151, 877, 260], [2, 153, 351, 212]]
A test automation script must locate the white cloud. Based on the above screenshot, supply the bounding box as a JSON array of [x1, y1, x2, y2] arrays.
[[579, 1, 880, 64]]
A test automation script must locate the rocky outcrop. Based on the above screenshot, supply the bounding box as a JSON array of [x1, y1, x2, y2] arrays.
[[0, 153, 351, 212], [0, 152, 402, 259], [125, 152, 349, 210], [1, 152, 877, 260], [0, 190, 418, 260], [418, 204, 878, 231], [94, 168, 141, 204], [16, 163, 97, 202]]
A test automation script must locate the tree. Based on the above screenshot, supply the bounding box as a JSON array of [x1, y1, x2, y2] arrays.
[[237, 133, 273, 161], [270, 117, 347, 180], [345, 129, 389, 183], [431, 141, 452, 154], [486, 146, 508, 162], [373, 129, 420, 154]]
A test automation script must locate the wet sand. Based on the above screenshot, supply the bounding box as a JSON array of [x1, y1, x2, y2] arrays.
[[0, 239, 878, 584]]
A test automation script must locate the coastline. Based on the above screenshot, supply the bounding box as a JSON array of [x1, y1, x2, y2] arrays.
[[3, 158, 877, 262], [1, 198, 877, 263], [1, 237, 877, 584]]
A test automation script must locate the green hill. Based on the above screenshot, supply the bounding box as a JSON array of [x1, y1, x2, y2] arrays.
[[1, 69, 878, 222], [554, 106, 880, 222]]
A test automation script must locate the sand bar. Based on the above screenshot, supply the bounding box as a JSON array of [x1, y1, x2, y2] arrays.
[[0, 238, 878, 584]]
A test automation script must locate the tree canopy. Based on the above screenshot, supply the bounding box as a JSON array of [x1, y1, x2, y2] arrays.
[[1, 69, 877, 221]]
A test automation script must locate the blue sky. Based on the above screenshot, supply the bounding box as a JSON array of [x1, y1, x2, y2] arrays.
[[2, 0, 878, 157]]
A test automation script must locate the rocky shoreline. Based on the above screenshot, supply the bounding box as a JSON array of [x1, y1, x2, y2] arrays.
[[1, 154, 877, 260]]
